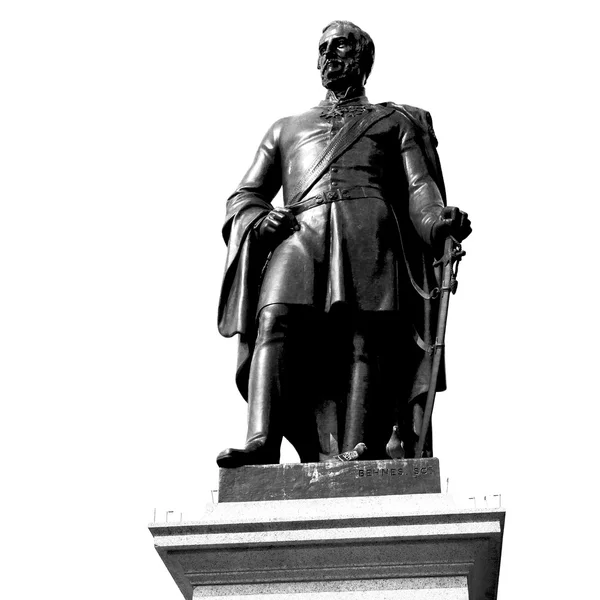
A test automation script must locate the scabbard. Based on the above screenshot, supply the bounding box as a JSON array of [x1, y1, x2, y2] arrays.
[[415, 236, 455, 457]]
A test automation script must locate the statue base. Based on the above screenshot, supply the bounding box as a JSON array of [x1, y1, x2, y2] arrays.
[[218, 458, 440, 502], [150, 460, 504, 599]]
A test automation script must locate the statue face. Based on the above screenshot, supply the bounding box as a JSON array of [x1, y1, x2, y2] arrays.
[[318, 24, 363, 91]]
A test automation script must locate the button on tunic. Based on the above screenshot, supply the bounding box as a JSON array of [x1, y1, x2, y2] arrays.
[[226, 95, 445, 315]]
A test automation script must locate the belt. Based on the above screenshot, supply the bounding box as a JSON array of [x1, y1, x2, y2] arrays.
[[286, 186, 385, 216]]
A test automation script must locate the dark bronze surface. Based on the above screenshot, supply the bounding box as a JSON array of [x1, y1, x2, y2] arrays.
[[218, 458, 441, 502], [217, 21, 471, 468]]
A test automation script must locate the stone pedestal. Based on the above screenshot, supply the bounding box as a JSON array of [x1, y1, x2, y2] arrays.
[[150, 461, 504, 600], [218, 458, 441, 502]]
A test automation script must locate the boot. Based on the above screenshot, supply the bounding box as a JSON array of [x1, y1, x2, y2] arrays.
[[215, 304, 287, 468], [216, 437, 280, 468]]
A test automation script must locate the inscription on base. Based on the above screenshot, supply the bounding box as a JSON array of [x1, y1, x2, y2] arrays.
[[357, 464, 435, 478], [219, 458, 441, 502]]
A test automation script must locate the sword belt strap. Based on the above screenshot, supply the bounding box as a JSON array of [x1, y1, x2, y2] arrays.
[[287, 186, 385, 216], [287, 106, 395, 207], [413, 326, 434, 355]]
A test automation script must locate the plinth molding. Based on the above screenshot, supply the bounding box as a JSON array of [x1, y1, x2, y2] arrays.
[[150, 493, 504, 599]]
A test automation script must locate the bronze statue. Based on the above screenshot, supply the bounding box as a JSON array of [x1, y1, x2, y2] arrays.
[[216, 21, 471, 468]]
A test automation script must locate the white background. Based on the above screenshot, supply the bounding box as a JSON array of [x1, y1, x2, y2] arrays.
[[1, 1, 598, 598]]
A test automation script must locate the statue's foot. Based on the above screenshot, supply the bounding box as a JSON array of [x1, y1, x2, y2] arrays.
[[216, 439, 275, 468], [329, 443, 367, 462]]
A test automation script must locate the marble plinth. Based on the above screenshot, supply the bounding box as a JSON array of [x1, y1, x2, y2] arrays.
[[150, 493, 504, 599]]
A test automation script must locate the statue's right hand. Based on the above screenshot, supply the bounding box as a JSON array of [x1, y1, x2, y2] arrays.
[[256, 207, 300, 245]]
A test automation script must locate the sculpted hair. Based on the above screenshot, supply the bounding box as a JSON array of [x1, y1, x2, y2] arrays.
[[322, 20, 375, 81]]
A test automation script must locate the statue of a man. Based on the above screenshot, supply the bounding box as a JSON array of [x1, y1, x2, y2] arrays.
[[217, 21, 471, 468]]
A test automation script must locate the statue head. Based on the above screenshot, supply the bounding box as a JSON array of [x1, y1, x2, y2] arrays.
[[318, 21, 375, 93]]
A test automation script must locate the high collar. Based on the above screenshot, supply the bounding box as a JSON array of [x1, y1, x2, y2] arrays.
[[319, 86, 369, 107]]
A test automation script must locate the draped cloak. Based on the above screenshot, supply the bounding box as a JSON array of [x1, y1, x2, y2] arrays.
[[218, 96, 448, 411]]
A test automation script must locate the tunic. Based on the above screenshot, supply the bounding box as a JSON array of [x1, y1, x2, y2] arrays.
[[219, 93, 447, 402]]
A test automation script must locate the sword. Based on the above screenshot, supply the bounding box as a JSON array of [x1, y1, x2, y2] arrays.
[[415, 235, 466, 458]]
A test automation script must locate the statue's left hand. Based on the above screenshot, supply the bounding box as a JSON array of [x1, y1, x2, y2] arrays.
[[431, 206, 472, 246]]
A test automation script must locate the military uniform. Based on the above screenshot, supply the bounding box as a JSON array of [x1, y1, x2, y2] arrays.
[[218, 92, 447, 459]]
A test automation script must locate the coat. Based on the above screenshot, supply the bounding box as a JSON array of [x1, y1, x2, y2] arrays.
[[218, 94, 447, 404]]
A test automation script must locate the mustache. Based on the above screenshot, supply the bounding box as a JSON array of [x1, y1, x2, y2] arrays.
[[322, 58, 345, 69], [322, 56, 357, 68]]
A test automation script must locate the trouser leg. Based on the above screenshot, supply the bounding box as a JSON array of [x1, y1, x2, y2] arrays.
[[343, 313, 413, 459], [342, 318, 374, 453]]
